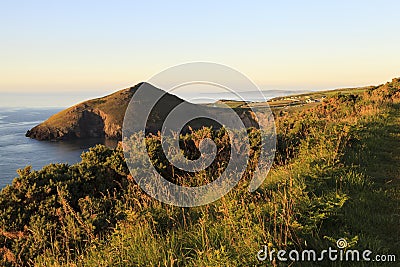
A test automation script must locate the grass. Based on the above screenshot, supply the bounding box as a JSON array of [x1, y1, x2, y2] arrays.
[[1, 80, 399, 266], [42, 92, 400, 266], [341, 103, 400, 254], [41, 86, 139, 129]]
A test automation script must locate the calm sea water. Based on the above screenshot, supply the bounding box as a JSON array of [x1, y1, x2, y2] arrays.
[[0, 108, 118, 188]]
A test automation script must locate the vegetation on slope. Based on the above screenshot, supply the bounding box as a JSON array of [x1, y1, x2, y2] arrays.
[[25, 83, 144, 140], [26, 82, 259, 141], [1, 79, 399, 266]]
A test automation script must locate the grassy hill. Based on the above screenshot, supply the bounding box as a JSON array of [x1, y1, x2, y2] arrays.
[[25, 83, 144, 140], [26, 82, 259, 141], [1, 78, 399, 266]]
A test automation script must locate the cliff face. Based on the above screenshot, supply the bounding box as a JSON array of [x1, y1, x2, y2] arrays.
[[26, 83, 143, 141], [26, 82, 260, 141]]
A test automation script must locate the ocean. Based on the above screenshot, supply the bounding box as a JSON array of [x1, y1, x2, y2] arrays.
[[0, 108, 117, 188]]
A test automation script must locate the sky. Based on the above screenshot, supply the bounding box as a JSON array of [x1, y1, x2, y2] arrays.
[[1, 0, 400, 107]]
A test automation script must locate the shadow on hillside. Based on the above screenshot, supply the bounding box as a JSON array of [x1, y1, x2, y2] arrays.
[[342, 102, 400, 256]]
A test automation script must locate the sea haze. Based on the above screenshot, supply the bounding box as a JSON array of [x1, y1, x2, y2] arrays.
[[0, 108, 117, 188]]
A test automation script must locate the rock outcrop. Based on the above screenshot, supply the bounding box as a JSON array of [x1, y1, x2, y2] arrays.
[[26, 83, 260, 141], [26, 83, 143, 141]]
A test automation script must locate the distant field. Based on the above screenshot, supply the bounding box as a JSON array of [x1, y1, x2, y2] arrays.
[[206, 86, 371, 115]]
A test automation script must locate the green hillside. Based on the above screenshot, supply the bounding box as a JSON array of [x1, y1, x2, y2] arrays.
[[1, 79, 399, 266], [25, 82, 258, 141], [25, 83, 144, 140]]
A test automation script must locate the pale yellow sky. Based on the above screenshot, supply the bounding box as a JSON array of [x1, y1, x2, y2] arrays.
[[1, 1, 399, 102]]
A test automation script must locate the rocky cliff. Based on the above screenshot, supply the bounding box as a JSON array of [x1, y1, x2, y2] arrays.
[[26, 83, 260, 141], [26, 83, 144, 140]]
